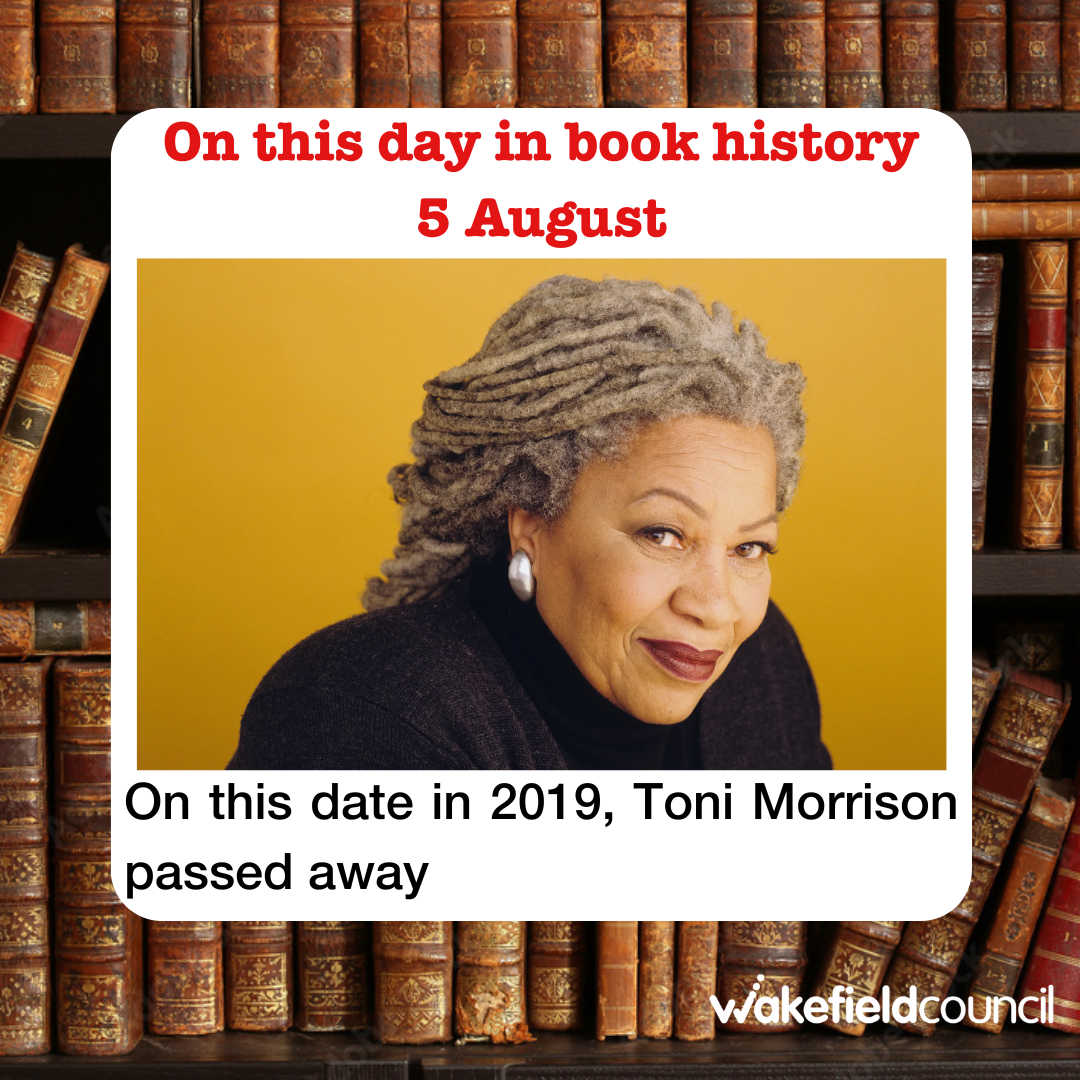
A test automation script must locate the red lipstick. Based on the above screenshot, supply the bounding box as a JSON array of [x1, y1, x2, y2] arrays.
[[639, 639, 723, 682]]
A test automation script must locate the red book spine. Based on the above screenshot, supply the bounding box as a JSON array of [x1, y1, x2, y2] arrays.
[[760, 0, 826, 106], [442, 0, 516, 105], [0, 0, 35, 111], [1012, 0, 1062, 109], [0, 246, 55, 422], [280, 0, 355, 105], [954, 1, 1006, 109], [1065, 0, 1080, 107], [883, 0, 938, 107], [38, 0, 116, 111], [825, 1, 883, 107], [200, 0, 280, 105], [358, 0, 441, 106], [117, 0, 193, 108], [603, 0, 687, 107], [688, 0, 756, 106], [517, 0, 602, 106]]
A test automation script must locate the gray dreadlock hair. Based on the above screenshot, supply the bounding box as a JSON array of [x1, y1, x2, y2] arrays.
[[362, 275, 807, 611]]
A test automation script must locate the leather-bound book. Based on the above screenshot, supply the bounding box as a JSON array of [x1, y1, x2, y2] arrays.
[[358, 0, 440, 105], [0, 245, 55, 422], [373, 921, 452, 1044], [717, 921, 808, 1032], [281, 0, 355, 105], [973, 168, 1080, 200], [994, 622, 1064, 674], [972, 251, 1004, 551], [39, 0, 116, 111], [1065, 0, 1080, 107], [1072, 239, 1080, 547], [117, 0, 192, 109], [813, 922, 903, 1036], [517, 0, 602, 106], [603, 0, 687, 107], [825, 1, 883, 107], [0, 246, 108, 554], [596, 921, 637, 1039], [1012, 0, 1062, 110], [0, 0, 35, 112], [972, 201, 1080, 238], [442, 0, 516, 105], [0, 659, 52, 1055], [147, 922, 224, 1035], [965, 776, 1075, 1032], [883, 1, 938, 107], [674, 921, 717, 1041], [972, 655, 1002, 744], [527, 921, 588, 1031], [884, 672, 1071, 1035], [1016, 240, 1067, 550], [454, 921, 531, 1043], [296, 921, 371, 1031], [224, 922, 292, 1031], [53, 659, 143, 1056], [954, 2, 1006, 109], [688, 0, 756, 107], [0, 601, 110, 655], [201, 0, 279, 105], [637, 921, 674, 1038], [760, 0, 825, 106]]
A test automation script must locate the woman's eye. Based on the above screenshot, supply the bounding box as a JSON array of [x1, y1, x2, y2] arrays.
[[640, 526, 684, 549], [733, 542, 771, 560]]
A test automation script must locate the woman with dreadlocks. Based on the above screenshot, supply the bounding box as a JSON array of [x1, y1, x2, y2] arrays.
[[228, 276, 830, 770]]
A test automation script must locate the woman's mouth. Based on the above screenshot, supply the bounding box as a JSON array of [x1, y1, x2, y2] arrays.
[[639, 639, 724, 682]]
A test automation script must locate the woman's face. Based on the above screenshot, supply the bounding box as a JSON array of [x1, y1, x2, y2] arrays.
[[510, 415, 779, 725]]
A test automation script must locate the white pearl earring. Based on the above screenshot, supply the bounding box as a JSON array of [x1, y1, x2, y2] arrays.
[[508, 549, 535, 602]]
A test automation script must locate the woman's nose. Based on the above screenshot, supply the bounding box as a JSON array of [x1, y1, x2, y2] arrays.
[[668, 548, 737, 629]]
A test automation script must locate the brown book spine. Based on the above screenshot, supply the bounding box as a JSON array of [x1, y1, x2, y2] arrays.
[[884, 673, 1071, 1035], [674, 920, 717, 1041], [442, 0, 516, 104], [883, 0, 938, 107], [527, 921, 587, 1032], [0, 602, 111, 655], [1012, 0, 1062, 109], [0, 247, 108, 554], [1065, 0, 1080, 106], [0, 0, 35, 111], [813, 922, 903, 1036], [53, 659, 143, 1056], [604, 0, 687, 106], [147, 921, 224, 1035], [954, 2, 1006, 108], [973, 169, 1080, 201], [717, 921, 807, 1032], [637, 921, 674, 1038], [994, 622, 1064, 673], [1017, 240, 1067, 550], [974, 201, 1080, 238], [280, 0, 355, 105], [39, 0, 116, 111], [760, 0, 825, 106], [689, 0, 755, 106], [201, 0, 279, 105], [965, 777, 1075, 1032], [373, 921, 452, 1044], [517, 0, 602, 105], [973, 251, 1004, 551], [454, 921, 531, 1043], [224, 921, 292, 1031], [296, 921, 371, 1031], [358, 0, 441, 105], [0, 245, 55, 423], [825, 1, 883, 107], [0, 659, 52, 1056], [1071, 238, 1080, 547], [117, 0, 192, 108], [596, 920, 637, 1039], [972, 657, 1002, 743]]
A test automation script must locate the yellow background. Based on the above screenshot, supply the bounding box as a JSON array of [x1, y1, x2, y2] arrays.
[[138, 259, 946, 771]]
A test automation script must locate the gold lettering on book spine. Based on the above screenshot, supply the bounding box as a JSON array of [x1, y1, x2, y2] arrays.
[[529, 967, 580, 1026], [59, 972, 125, 1044], [379, 971, 449, 1038], [725, 921, 801, 948], [0, 967, 47, 1039], [230, 953, 289, 1021], [0, 906, 46, 945], [0, 849, 45, 885], [0, 262, 52, 324], [57, 913, 125, 949], [380, 922, 445, 944], [304, 955, 367, 1021]]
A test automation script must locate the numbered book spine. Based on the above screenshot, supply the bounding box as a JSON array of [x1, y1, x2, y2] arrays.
[[973, 168, 1080, 200], [637, 921, 674, 1038], [0, 659, 51, 1055], [358, 0, 441, 106], [972, 252, 1004, 550], [883, 0, 938, 107], [1012, 0, 1062, 109], [825, 1, 883, 107], [0, 247, 108, 553], [454, 921, 531, 1043], [674, 920, 717, 1041], [147, 921, 224, 1035], [814, 921, 903, 1036], [596, 921, 637, 1038], [0, 0, 35, 114], [296, 921, 371, 1031], [442, 0, 517, 105], [717, 921, 807, 1032], [1017, 240, 1068, 550], [972, 201, 1080, 238], [972, 656, 1002, 744], [117, 0, 193, 108], [953, 1, 1006, 109], [224, 921, 292, 1031], [53, 659, 143, 1056], [760, 0, 825, 106], [373, 921, 452, 1044], [280, 0, 355, 105], [517, 0, 602, 106], [39, 0, 117, 110], [201, 0, 280, 105], [527, 920, 588, 1031], [1065, 0, 1080, 107], [688, 0, 755, 106], [0, 246, 55, 420], [603, 0, 687, 106], [966, 777, 1075, 1032], [0, 601, 111, 655]]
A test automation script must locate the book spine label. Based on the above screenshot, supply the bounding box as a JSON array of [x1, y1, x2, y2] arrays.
[[39, 0, 117, 111], [596, 920, 637, 1038], [117, 0, 192, 109], [674, 920, 717, 1041], [637, 921, 674, 1038], [527, 920, 587, 1031], [224, 921, 292, 1031], [454, 921, 530, 1043], [280, 0, 355, 105], [1012, 0, 1063, 109], [0, 246, 55, 422], [689, 0, 756, 106], [825, 1, 883, 107], [954, 1, 1006, 109], [147, 921, 224, 1035], [296, 921, 371, 1031], [603, 0, 687, 107], [718, 921, 807, 1032], [760, 0, 825, 106], [373, 921, 452, 1044], [0, 601, 111, 655], [442, 0, 517, 105], [517, 0, 602, 106], [1065, 0, 1080, 107], [814, 921, 903, 1036], [972, 251, 1003, 550], [200, 0, 279, 105], [883, 0, 939, 108], [0, 0, 35, 111], [358, 0, 442, 107]]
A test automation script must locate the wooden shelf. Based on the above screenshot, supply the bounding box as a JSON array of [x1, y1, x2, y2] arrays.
[[973, 548, 1080, 597], [0, 550, 110, 600], [0, 115, 131, 158]]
